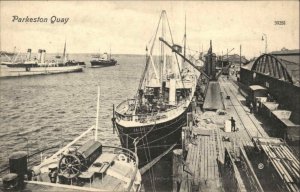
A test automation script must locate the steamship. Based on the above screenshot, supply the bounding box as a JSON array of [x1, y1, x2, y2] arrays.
[[114, 11, 200, 167], [0, 88, 141, 192], [4, 42, 85, 71], [90, 51, 117, 67]]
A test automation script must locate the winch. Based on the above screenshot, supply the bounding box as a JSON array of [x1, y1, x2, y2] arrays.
[[58, 140, 102, 179]]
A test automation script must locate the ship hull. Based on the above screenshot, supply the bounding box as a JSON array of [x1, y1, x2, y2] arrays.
[[0, 66, 83, 78], [115, 104, 191, 168], [90, 60, 117, 67], [6, 63, 38, 68]]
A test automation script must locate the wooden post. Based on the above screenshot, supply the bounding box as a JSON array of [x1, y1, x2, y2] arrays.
[[95, 86, 100, 141], [173, 149, 183, 192], [182, 127, 186, 156], [187, 112, 193, 127]]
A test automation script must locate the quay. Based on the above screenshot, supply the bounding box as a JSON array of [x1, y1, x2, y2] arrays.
[[173, 48, 300, 192]]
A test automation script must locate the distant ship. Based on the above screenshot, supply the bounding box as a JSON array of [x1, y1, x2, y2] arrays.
[[1, 42, 85, 76], [90, 50, 117, 67], [4, 42, 85, 69], [56, 41, 86, 67], [0, 51, 15, 57], [1, 47, 84, 76], [114, 11, 200, 167]]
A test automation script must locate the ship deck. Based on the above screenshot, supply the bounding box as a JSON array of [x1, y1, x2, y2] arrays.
[[179, 76, 299, 192], [0, 152, 140, 192]]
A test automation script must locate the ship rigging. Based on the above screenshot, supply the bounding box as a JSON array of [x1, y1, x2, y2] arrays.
[[114, 10, 201, 168]]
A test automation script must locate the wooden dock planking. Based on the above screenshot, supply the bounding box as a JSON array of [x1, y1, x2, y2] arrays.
[[198, 137, 203, 180], [248, 136, 300, 191], [193, 137, 200, 183], [188, 139, 196, 176], [212, 131, 218, 179], [216, 128, 225, 163], [262, 145, 298, 191], [198, 139, 202, 180], [281, 145, 300, 169], [200, 136, 205, 180], [204, 136, 208, 181], [207, 135, 211, 180], [205, 136, 209, 180], [182, 123, 234, 191], [194, 137, 200, 178], [272, 146, 300, 179], [180, 77, 299, 192], [210, 133, 214, 179], [210, 132, 216, 180]]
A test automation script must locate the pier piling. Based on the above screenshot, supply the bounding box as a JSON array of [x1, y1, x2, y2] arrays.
[[172, 149, 183, 192]]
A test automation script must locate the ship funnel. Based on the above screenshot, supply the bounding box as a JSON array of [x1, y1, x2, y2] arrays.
[[41, 50, 46, 64], [169, 79, 176, 105], [38, 49, 43, 63], [26, 49, 32, 61]]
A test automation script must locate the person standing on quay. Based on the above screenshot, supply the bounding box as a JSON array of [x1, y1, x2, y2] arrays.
[[231, 117, 236, 132]]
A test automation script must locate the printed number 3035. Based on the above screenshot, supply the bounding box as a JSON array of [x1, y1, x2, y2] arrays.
[[274, 21, 285, 25]]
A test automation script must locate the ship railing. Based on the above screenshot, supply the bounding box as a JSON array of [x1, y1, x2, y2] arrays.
[[0, 145, 61, 177], [101, 145, 139, 169], [0, 146, 139, 192], [115, 98, 191, 123], [102, 145, 139, 189]]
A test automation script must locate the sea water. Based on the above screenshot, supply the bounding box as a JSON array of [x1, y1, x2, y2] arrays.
[[0, 54, 172, 191]]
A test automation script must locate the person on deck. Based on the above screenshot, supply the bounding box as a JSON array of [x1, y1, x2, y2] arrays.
[[231, 117, 236, 132]]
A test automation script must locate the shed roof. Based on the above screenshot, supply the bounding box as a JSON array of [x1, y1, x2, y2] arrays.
[[271, 49, 300, 83], [249, 85, 267, 91]]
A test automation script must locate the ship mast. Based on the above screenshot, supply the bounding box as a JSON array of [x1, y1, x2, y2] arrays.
[[183, 13, 186, 66], [137, 13, 162, 91], [160, 12, 166, 90], [95, 86, 100, 141], [133, 11, 164, 116], [62, 40, 67, 63], [110, 45, 111, 60]]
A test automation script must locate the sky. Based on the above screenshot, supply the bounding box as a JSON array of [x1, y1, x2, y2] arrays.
[[1, 1, 299, 58]]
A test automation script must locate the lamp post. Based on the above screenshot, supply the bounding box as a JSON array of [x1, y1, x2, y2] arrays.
[[262, 33, 268, 54]]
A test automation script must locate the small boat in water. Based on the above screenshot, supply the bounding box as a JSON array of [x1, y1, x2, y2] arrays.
[[56, 41, 86, 67], [90, 49, 117, 67], [0, 87, 142, 192]]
